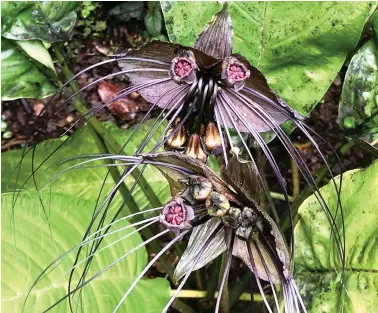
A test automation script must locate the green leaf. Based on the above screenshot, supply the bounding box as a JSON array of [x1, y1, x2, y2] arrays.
[[294, 160, 378, 313], [162, 1, 377, 116], [1, 121, 171, 212], [1, 191, 171, 312], [107, 2, 145, 23], [1, 1, 79, 42], [338, 14, 378, 150], [1, 38, 58, 100], [145, 9, 163, 36]]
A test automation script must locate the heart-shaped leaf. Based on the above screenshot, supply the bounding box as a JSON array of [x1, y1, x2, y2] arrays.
[[1, 191, 171, 313], [1, 38, 58, 100], [294, 160, 378, 313], [162, 1, 377, 116], [1, 1, 79, 42]]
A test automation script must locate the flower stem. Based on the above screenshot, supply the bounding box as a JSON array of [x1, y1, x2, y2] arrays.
[[228, 274, 251, 307], [204, 255, 221, 303], [172, 299, 196, 313], [257, 151, 280, 224], [270, 192, 294, 202]]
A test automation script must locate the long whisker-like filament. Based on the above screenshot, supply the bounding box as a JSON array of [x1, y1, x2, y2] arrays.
[[112, 230, 190, 313], [61, 77, 172, 136], [113, 84, 187, 154], [230, 90, 344, 265], [40, 56, 170, 117], [39, 229, 170, 313], [242, 87, 345, 266], [217, 93, 295, 259], [139, 89, 189, 153], [290, 279, 308, 313], [160, 223, 224, 313], [47, 218, 159, 286], [22, 214, 161, 312], [214, 111, 229, 166], [246, 242, 274, 313], [217, 94, 293, 245], [66, 161, 143, 307], [253, 242, 282, 313], [215, 231, 235, 313]]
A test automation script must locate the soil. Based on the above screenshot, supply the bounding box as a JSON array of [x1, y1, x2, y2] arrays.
[[1, 4, 376, 313]]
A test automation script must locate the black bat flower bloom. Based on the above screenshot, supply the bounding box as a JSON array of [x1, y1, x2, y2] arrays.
[[116, 5, 294, 163], [17, 3, 347, 313], [28, 151, 307, 313]]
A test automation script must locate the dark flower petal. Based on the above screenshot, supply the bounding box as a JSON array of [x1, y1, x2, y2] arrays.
[[117, 41, 177, 106], [225, 230, 280, 283], [118, 40, 219, 107], [174, 218, 226, 282], [194, 3, 233, 60], [143, 152, 233, 197], [219, 82, 289, 133], [222, 151, 291, 278], [221, 147, 260, 201]]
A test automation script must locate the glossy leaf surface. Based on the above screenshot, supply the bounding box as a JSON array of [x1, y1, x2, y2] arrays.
[[1, 38, 58, 100], [1, 1, 78, 42], [1, 191, 171, 312]]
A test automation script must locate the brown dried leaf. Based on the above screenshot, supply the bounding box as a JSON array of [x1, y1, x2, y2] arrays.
[[97, 81, 141, 121]]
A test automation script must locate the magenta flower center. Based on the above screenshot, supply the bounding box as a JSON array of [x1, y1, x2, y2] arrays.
[[165, 205, 184, 225], [174, 60, 193, 78], [228, 64, 246, 81]]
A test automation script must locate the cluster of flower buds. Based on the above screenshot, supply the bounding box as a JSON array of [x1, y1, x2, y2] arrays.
[[160, 171, 263, 241], [165, 118, 187, 150], [165, 121, 223, 162], [206, 191, 263, 241], [180, 175, 213, 202]]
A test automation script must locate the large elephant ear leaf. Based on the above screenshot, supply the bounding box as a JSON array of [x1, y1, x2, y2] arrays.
[[294, 160, 378, 313], [338, 12, 378, 153], [1, 192, 171, 313]]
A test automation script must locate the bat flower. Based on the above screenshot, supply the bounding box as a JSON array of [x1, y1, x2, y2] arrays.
[[30, 151, 307, 313], [20, 3, 344, 262], [33, 4, 343, 262], [115, 4, 302, 164], [20, 3, 345, 313]]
